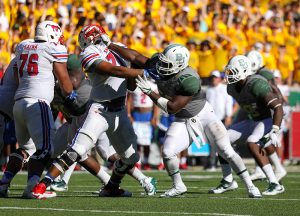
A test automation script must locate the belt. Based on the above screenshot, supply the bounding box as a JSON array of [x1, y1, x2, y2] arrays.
[[101, 105, 125, 112]]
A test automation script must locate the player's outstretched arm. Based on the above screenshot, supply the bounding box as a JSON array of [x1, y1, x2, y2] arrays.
[[53, 62, 73, 96]]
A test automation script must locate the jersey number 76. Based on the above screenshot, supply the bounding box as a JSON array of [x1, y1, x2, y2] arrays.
[[18, 54, 39, 77]]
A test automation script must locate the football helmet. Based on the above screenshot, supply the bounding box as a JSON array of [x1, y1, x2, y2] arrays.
[[34, 21, 64, 44], [245, 50, 263, 74], [78, 24, 106, 49], [156, 44, 190, 76], [225, 55, 252, 84]]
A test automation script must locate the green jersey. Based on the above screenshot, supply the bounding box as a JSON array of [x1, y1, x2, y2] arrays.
[[52, 79, 92, 122], [156, 67, 206, 118], [257, 67, 274, 81], [227, 74, 272, 121]]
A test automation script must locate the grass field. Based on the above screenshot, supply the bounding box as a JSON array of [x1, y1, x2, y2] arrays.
[[0, 168, 299, 216]]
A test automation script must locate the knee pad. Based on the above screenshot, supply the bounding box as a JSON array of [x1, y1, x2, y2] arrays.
[[71, 132, 94, 156], [162, 148, 177, 159], [205, 121, 228, 141], [119, 151, 140, 166], [218, 145, 236, 160], [53, 148, 81, 172], [114, 159, 135, 175], [30, 150, 51, 166], [10, 148, 29, 163]]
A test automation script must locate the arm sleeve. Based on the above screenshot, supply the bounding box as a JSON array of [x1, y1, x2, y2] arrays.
[[176, 74, 200, 96], [225, 94, 233, 117], [250, 79, 272, 99], [49, 43, 68, 63], [79, 48, 103, 71]]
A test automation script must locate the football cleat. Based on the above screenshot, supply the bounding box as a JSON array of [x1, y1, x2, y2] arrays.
[[179, 163, 188, 170], [275, 169, 287, 182], [0, 181, 9, 198], [140, 177, 157, 196], [250, 169, 266, 181], [22, 181, 39, 199], [262, 183, 285, 196], [247, 185, 262, 198], [157, 163, 165, 170], [143, 164, 152, 170], [99, 185, 132, 197], [160, 183, 187, 198], [32, 183, 57, 199], [50, 180, 68, 192], [209, 179, 238, 194]]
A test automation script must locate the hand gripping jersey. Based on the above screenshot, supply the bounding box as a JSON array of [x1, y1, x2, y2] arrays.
[[227, 74, 272, 121], [0, 58, 18, 119], [14, 41, 68, 102], [52, 78, 92, 122], [132, 81, 158, 108], [79, 43, 127, 102], [156, 67, 206, 118]]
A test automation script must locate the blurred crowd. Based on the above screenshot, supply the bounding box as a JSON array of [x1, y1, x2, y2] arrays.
[[1, 0, 300, 86]]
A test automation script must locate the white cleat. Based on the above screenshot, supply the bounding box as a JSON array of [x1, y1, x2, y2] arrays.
[[248, 185, 262, 198], [140, 177, 157, 196], [275, 169, 287, 182], [250, 170, 266, 181], [160, 184, 187, 198], [262, 183, 285, 196], [209, 179, 238, 194]]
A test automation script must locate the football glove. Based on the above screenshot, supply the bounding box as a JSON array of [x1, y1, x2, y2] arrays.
[[143, 68, 160, 80], [136, 75, 153, 95], [64, 90, 85, 116], [263, 125, 281, 148]]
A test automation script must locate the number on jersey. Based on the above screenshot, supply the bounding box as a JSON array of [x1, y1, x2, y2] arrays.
[[19, 54, 39, 77]]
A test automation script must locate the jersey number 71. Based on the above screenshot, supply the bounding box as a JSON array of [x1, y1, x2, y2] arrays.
[[18, 54, 39, 77]]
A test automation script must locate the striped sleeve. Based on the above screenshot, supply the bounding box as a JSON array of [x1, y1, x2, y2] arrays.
[[80, 52, 102, 70], [49, 43, 68, 63]]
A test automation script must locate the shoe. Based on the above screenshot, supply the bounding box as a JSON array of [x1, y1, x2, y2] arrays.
[[179, 163, 188, 170], [157, 163, 165, 170], [262, 183, 285, 195], [160, 183, 187, 198], [248, 185, 262, 198], [32, 183, 57, 199], [275, 169, 287, 182], [50, 180, 68, 192], [205, 166, 217, 172], [22, 181, 38, 199], [99, 185, 132, 197], [250, 170, 266, 181], [135, 163, 142, 170], [0, 181, 9, 198], [140, 177, 157, 196], [143, 164, 152, 170], [208, 179, 238, 194]]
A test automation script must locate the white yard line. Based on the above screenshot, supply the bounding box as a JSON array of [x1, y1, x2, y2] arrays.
[[0, 207, 252, 216], [210, 197, 300, 201]]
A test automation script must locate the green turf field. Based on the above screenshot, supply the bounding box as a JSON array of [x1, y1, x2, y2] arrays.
[[0, 169, 299, 216]]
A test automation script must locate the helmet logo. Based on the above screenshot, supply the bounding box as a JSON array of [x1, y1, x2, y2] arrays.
[[238, 59, 248, 70], [175, 53, 184, 64], [46, 24, 61, 33]]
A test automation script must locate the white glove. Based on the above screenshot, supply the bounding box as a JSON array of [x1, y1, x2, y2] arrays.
[[100, 33, 111, 46], [264, 125, 281, 148], [136, 75, 152, 95]]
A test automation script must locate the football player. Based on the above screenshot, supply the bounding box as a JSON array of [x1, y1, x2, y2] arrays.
[[100, 32, 261, 198], [0, 21, 79, 199], [211, 55, 285, 196], [31, 24, 157, 198]]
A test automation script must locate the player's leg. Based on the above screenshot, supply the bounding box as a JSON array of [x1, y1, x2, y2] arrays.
[[0, 100, 33, 197], [247, 119, 284, 195], [33, 103, 108, 198], [265, 145, 287, 181], [201, 104, 261, 198], [0, 114, 5, 153], [160, 120, 189, 197]]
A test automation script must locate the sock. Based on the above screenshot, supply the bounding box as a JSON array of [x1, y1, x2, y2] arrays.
[[41, 173, 56, 187], [1, 171, 15, 184], [269, 152, 285, 173], [96, 167, 111, 185], [220, 163, 233, 182], [164, 156, 184, 187], [238, 170, 253, 188], [128, 167, 146, 182], [27, 175, 40, 191], [171, 172, 184, 187], [262, 164, 278, 184], [62, 163, 77, 184], [254, 163, 264, 173], [180, 157, 187, 164], [144, 157, 149, 165]]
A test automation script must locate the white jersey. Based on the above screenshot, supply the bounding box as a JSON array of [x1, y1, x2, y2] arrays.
[[0, 58, 18, 119], [80, 43, 127, 102], [132, 81, 157, 108], [14, 41, 68, 103]]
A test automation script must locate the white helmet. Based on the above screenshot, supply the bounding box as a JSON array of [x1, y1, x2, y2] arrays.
[[78, 24, 106, 49], [156, 44, 190, 76], [34, 21, 64, 44], [15, 39, 34, 56], [225, 55, 252, 84], [245, 50, 263, 74]]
